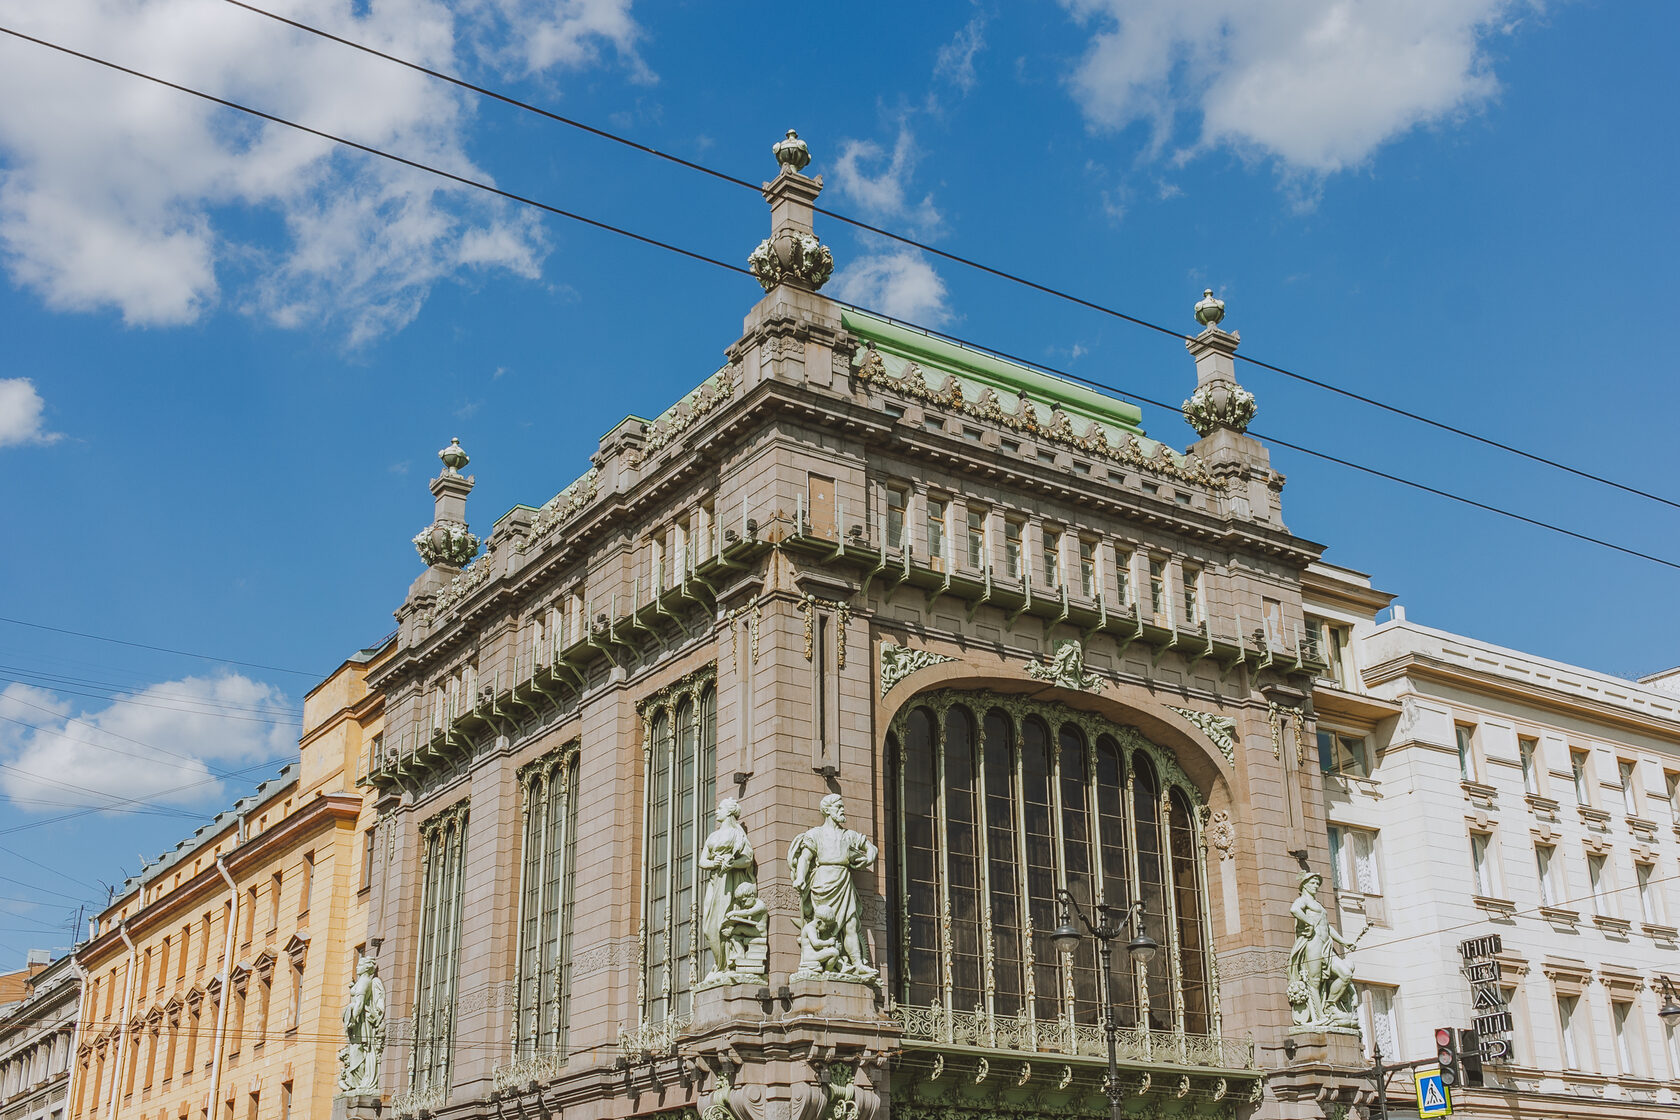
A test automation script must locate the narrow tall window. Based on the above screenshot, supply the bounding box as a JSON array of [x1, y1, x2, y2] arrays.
[[1613, 1000, 1638, 1075], [410, 801, 469, 1097], [1114, 547, 1133, 607], [1356, 984, 1399, 1061], [1149, 559, 1167, 620], [1455, 725, 1478, 782], [639, 669, 718, 1026], [361, 829, 377, 892], [1619, 760, 1638, 815], [300, 853, 313, 915], [1558, 994, 1582, 1069], [1638, 862, 1662, 924], [1588, 854, 1614, 915], [513, 743, 580, 1058], [1004, 517, 1024, 580], [1042, 527, 1061, 590], [1519, 738, 1539, 796], [886, 484, 909, 550], [1571, 750, 1591, 805], [965, 507, 986, 570], [1078, 539, 1097, 598], [268, 872, 282, 932], [1667, 771, 1680, 824], [1469, 832, 1495, 897], [1536, 845, 1559, 907], [926, 496, 950, 570], [1329, 826, 1382, 897], [159, 937, 170, 991], [1181, 564, 1201, 625]]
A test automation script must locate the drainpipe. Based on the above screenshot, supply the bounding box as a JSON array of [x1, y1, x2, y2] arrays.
[[64, 955, 88, 1120], [206, 811, 247, 1120], [101, 923, 137, 1117]]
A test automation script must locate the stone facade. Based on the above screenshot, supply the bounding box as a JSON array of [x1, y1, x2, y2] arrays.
[[360, 135, 1372, 1120], [0, 952, 78, 1120], [1304, 563, 1680, 1118], [67, 646, 389, 1120]]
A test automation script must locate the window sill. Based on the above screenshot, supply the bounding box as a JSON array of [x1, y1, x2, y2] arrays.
[[1627, 815, 1658, 836], [1540, 905, 1580, 926], [1642, 921, 1678, 941], [1473, 894, 1517, 916], [1579, 805, 1613, 829], [1526, 793, 1561, 818], [1592, 913, 1632, 935], [1462, 780, 1499, 808]]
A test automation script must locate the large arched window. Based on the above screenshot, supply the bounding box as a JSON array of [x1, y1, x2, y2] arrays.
[[887, 691, 1215, 1054]]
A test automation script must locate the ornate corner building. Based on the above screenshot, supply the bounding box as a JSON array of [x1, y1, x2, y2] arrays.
[[360, 133, 1372, 1120]]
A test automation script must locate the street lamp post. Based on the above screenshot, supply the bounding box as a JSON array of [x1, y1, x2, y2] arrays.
[[1051, 887, 1159, 1120], [1657, 977, 1680, 1025]]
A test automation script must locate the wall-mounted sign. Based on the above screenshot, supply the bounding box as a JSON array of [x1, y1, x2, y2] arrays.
[[1459, 934, 1515, 1063]]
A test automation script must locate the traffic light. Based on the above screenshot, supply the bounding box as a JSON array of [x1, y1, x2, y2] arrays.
[[1435, 1026, 1462, 1087], [1458, 1027, 1485, 1087]]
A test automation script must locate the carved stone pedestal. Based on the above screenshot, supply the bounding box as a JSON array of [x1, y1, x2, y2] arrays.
[[693, 981, 770, 1029], [331, 1093, 382, 1120], [786, 977, 880, 1024], [1267, 1030, 1370, 1119]]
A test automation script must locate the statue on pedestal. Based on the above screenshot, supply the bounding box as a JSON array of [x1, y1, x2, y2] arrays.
[[1287, 871, 1365, 1031], [337, 956, 386, 1095], [788, 794, 878, 982], [698, 798, 768, 986]]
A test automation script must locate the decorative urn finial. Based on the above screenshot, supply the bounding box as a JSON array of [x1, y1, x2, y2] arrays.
[[438, 437, 469, 474], [1194, 289, 1225, 329], [773, 129, 811, 174]]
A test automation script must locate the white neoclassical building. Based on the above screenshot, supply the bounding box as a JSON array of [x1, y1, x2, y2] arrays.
[[1304, 561, 1680, 1119]]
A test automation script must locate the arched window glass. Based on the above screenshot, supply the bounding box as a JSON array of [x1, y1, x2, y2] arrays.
[[644, 711, 672, 1022], [1169, 788, 1209, 1034], [888, 691, 1214, 1056], [1132, 750, 1171, 1031]]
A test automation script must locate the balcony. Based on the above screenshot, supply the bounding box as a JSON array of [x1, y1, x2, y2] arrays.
[[890, 1005, 1257, 1073], [492, 1050, 567, 1095]]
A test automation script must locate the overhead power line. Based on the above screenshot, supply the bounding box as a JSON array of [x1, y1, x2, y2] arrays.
[[0, 615, 317, 679], [1, 23, 1675, 575], [217, 0, 1680, 517]]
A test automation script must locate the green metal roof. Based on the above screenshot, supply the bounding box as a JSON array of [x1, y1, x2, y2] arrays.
[[842, 309, 1145, 436]]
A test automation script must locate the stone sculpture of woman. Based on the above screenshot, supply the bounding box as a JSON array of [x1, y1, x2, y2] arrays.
[[698, 798, 767, 985], [788, 794, 878, 982], [1287, 871, 1363, 1030], [337, 956, 387, 1095]]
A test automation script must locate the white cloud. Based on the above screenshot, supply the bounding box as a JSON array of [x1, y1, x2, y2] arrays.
[[0, 675, 298, 812], [935, 14, 987, 93], [832, 126, 944, 236], [0, 378, 60, 447], [1063, 0, 1515, 176], [0, 0, 643, 342], [831, 249, 951, 327]]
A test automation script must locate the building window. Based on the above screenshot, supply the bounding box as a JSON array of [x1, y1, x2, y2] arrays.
[[964, 507, 986, 570], [1665, 1016, 1680, 1077], [513, 742, 581, 1058], [1613, 1000, 1642, 1076], [1469, 831, 1497, 898], [1455, 725, 1478, 782], [1637, 862, 1663, 925], [1587, 854, 1614, 916], [926, 496, 950, 570], [885, 692, 1213, 1041], [1519, 737, 1540, 796], [1181, 564, 1201, 625], [158, 937, 170, 991], [268, 872, 282, 932], [1356, 984, 1399, 1061], [638, 668, 718, 1026], [886, 483, 908, 550], [1042, 527, 1061, 590], [1536, 844, 1562, 907], [1619, 760, 1639, 816], [410, 801, 469, 1096], [1003, 517, 1024, 580], [1571, 749, 1592, 806], [1148, 559, 1168, 622], [300, 853, 313, 915], [1329, 825, 1383, 899], [1558, 993, 1584, 1070], [1114, 547, 1133, 607], [1318, 731, 1369, 779], [288, 960, 301, 1032], [1665, 771, 1680, 825], [1308, 618, 1350, 687], [1078, 539, 1097, 599], [361, 829, 377, 892]]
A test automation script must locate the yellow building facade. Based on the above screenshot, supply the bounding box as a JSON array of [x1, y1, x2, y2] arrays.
[[70, 643, 390, 1120]]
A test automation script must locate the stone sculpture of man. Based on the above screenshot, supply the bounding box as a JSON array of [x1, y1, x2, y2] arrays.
[[788, 794, 878, 981], [337, 956, 387, 1095], [1287, 871, 1363, 1030], [698, 798, 767, 984]]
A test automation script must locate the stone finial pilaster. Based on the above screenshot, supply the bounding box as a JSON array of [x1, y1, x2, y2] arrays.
[[413, 437, 479, 568], [748, 130, 834, 293], [1182, 290, 1256, 436]]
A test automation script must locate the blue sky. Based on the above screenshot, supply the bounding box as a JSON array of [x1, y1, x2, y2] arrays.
[[0, 0, 1676, 968]]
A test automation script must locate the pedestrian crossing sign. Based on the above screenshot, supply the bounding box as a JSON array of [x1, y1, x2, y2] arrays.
[[1415, 1064, 1452, 1118]]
